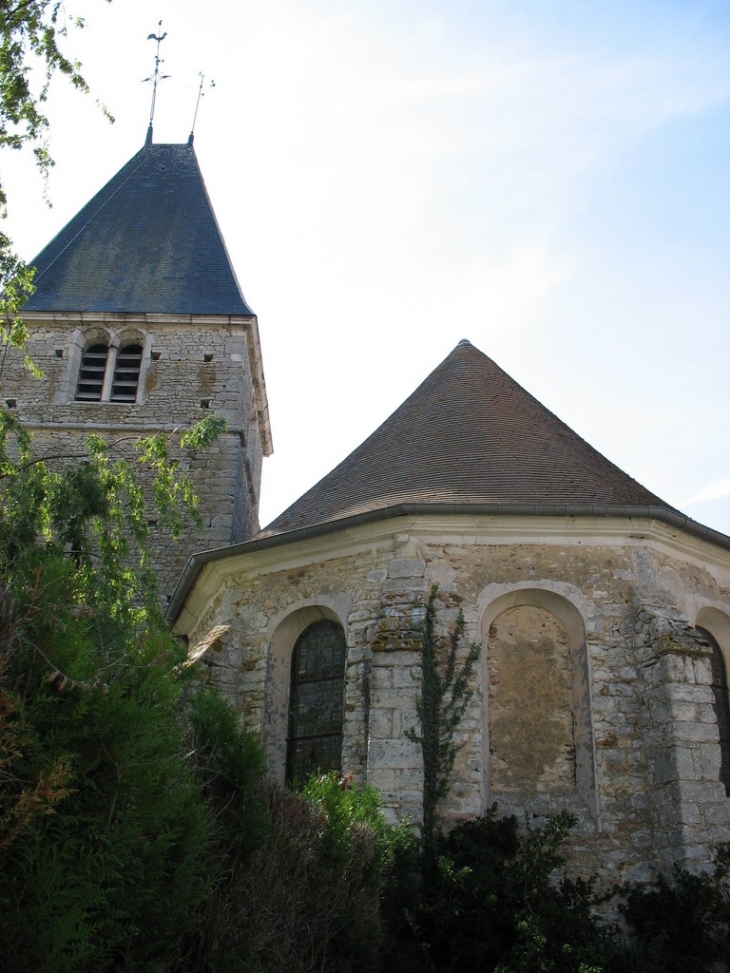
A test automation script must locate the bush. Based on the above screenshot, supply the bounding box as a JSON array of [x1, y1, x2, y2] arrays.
[[193, 771, 414, 973], [379, 806, 730, 973], [613, 845, 730, 973], [0, 412, 249, 972], [173, 687, 268, 973], [0, 560, 210, 972], [382, 807, 613, 973]]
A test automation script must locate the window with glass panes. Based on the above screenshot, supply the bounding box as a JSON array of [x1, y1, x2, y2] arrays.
[[286, 620, 345, 784]]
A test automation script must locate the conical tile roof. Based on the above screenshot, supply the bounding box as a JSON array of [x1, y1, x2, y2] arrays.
[[24, 143, 253, 316], [262, 340, 674, 536]]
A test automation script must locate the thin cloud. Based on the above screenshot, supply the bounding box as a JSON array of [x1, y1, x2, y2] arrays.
[[684, 476, 730, 507]]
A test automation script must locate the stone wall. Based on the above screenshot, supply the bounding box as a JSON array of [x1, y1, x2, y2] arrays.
[[180, 517, 730, 884]]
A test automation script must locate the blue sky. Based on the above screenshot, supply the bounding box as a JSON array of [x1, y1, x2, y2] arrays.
[[4, 0, 729, 534]]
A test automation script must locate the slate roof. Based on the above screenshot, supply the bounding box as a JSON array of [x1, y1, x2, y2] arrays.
[[262, 340, 675, 536], [24, 143, 253, 316]]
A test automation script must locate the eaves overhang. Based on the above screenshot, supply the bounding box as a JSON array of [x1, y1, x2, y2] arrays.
[[17, 309, 257, 326], [165, 502, 730, 627]]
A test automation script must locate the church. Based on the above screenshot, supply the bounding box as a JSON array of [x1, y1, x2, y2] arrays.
[[4, 138, 730, 885]]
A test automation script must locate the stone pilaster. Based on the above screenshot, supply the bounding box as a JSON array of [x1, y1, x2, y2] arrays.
[[367, 557, 427, 823], [637, 610, 729, 870]]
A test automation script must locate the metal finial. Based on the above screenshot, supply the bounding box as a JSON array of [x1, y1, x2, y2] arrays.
[[189, 72, 216, 145], [142, 21, 170, 143]]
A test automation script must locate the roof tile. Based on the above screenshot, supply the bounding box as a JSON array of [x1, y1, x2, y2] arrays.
[[24, 143, 252, 317], [262, 340, 674, 535]]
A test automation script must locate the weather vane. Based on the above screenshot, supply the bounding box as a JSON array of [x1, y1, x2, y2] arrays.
[[188, 72, 216, 145], [143, 21, 170, 145]]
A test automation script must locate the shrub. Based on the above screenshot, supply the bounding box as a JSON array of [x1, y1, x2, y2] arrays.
[[613, 845, 730, 973], [174, 687, 268, 973], [382, 807, 613, 973], [193, 771, 414, 973], [0, 562, 210, 972]]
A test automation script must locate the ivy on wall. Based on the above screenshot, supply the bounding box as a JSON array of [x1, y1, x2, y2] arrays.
[[407, 585, 480, 859]]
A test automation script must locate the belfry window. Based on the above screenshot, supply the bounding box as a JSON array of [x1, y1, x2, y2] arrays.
[[74, 339, 143, 404], [75, 343, 109, 401], [111, 344, 142, 402], [286, 620, 346, 785], [700, 627, 730, 796]]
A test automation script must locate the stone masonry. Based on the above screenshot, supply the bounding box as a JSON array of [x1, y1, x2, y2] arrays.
[[177, 514, 730, 887], [2, 312, 269, 599]]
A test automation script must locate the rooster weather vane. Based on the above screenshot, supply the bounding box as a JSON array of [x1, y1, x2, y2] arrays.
[[143, 22, 170, 144]]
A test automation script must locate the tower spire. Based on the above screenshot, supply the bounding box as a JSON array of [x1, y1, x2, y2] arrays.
[[143, 21, 170, 145]]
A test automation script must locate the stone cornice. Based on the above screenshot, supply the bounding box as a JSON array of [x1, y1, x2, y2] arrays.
[[18, 310, 257, 328], [168, 503, 730, 632]]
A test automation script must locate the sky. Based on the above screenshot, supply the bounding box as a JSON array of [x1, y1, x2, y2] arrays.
[[3, 0, 729, 535]]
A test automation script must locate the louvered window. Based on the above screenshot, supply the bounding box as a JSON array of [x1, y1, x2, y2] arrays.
[[286, 620, 346, 784], [111, 344, 142, 402], [700, 627, 730, 796], [74, 339, 144, 404], [75, 344, 109, 401]]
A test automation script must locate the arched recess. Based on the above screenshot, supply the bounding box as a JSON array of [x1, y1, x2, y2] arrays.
[[696, 607, 730, 797], [263, 603, 348, 785], [481, 588, 597, 820]]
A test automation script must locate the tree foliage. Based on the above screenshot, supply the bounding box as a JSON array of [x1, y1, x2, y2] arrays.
[[0, 409, 225, 617], [0, 0, 112, 344], [0, 406, 235, 971]]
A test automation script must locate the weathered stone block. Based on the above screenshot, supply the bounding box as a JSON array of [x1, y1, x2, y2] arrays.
[[388, 558, 426, 579]]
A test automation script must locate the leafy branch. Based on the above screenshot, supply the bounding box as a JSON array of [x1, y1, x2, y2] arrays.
[[0, 407, 225, 622], [0, 0, 114, 343]]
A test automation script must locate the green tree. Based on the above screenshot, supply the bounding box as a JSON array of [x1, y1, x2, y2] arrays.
[[0, 0, 112, 346], [0, 408, 239, 971]]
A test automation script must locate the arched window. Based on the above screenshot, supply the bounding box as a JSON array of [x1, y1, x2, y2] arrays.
[[111, 344, 142, 402], [286, 619, 346, 784], [75, 343, 109, 401], [74, 336, 144, 404], [699, 626, 730, 796]]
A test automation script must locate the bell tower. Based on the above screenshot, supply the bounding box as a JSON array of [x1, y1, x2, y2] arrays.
[[1, 141, 272, 600]]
